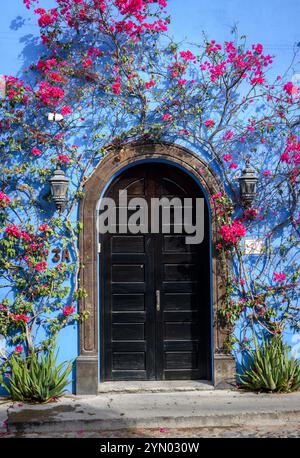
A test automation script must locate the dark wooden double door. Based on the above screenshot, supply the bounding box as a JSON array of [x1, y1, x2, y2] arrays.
[[101, 163, 211, 381]]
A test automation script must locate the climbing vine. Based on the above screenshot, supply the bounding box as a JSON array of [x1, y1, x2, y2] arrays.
[[0, 0, 299, 381]]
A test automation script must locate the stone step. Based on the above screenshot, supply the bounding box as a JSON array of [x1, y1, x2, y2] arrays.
[[97, 380, 214, 394]]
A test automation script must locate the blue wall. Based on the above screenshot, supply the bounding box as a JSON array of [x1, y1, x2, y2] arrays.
[[0, 1, 299, 392], [1, 1, 299, 77]]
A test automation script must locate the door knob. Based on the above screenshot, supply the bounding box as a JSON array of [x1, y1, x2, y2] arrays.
[[156, 289, 160, 312]]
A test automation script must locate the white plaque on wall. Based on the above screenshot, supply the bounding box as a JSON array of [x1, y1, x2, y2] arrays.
[[244, 238, 264, 255]]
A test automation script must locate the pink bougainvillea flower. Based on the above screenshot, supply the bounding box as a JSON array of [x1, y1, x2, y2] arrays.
[[273, 272, 286, 283], [112, 76, 121, 95], [15, 345, 23, 353], [223, 154, 232, 163], [35, 8, 58, 28], [219, 220, 246, 245], [212, 192, 222, 199], [210, 62, 227, 81], [45, 58, 58, 69], [162, 113, 172, 121], [48, 71, 64, 83], [225, 41, 237, 58], [286, 136, 300, 155], [178, 79, 187, 85], [229, 162, 238, 170], [206, 40, 222, 53], [35, 261, 47, 272], [21, 231, 31, 242], [252, 43, 263, 55], [38, 81, 65, 107], [283, 82, 294, 96], [31, 147, 42, 156], [5, 224, 22, 238], [39, 223, 49, 232], [63, 305, 75, 317], [117, 0, 144, 15], [250, 76, 265, 85], [145, 80, 155, 89], [82, 58, 93, 69], [61, 106, 72, 116], [112, 82, 121, 94], [280, 152, 291, 163], [204, 119, 215, 128], [23, 0, 38, 10], [88, 47, 102, 57], [157, 0, 167, 6], [58, 154, 71, 163], [293, 153, 300, 166], [0, 191, 10, 208], [178, 128, 190, 136], [179, 50, 196, 62], [13, 314, 29, 323], [223, 130, 234, 141], [263, 170, 271, 176], [170, 62, 186, 79], [242, 208, 258, 220]]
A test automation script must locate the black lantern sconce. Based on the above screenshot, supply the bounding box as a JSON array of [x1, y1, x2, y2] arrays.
[[49, 167, 69, 212], [238, 158, 258, 208]]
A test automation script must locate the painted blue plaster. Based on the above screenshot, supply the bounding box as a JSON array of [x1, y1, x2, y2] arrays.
[[0, 1, 299, 393], [1, 1, 299, 77]]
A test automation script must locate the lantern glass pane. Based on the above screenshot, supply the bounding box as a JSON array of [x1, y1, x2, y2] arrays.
[[52, 182, 66, 198]]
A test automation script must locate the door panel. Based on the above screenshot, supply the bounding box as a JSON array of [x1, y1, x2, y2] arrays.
[[101, 163, 211, 381], [112, 236, 145, 253]]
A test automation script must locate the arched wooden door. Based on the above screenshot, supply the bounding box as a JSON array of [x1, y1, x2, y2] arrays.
[[100, 162, 211, 381]]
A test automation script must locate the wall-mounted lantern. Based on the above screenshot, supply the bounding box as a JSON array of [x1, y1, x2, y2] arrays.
[[49, 167, 69, 212], [238, 158, 258, 208]]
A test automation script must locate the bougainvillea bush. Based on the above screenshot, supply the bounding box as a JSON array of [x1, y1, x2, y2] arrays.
[[0, 0, 299, 390]]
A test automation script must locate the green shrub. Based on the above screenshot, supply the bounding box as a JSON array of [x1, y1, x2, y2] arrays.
[[4, 348, 72, 403], [240, 335, 300, 393]]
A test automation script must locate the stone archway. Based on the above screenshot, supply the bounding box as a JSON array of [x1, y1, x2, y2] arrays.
[[76, 141, 235, 394]]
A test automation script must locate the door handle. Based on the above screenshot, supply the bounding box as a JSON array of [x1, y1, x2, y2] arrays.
[[156, 289, 160, 312]]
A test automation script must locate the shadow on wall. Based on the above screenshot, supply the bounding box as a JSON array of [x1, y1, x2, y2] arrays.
[[10, 15, 43, 76]]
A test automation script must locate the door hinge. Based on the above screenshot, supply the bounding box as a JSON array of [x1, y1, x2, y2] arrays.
[[98, 242, 101, 253]]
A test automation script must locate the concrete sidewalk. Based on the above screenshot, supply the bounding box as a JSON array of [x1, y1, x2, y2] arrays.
[[1, 389, 300, 435]]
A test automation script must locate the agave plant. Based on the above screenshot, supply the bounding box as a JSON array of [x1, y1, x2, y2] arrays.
[[240, 335, 300, 393], [4, 348, 72, 403]]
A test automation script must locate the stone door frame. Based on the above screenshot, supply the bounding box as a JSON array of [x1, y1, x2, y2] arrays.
[[76, 141, 235, 394]]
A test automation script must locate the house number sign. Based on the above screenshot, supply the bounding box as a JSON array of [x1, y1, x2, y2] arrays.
[[52, 248, 71, 263]]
